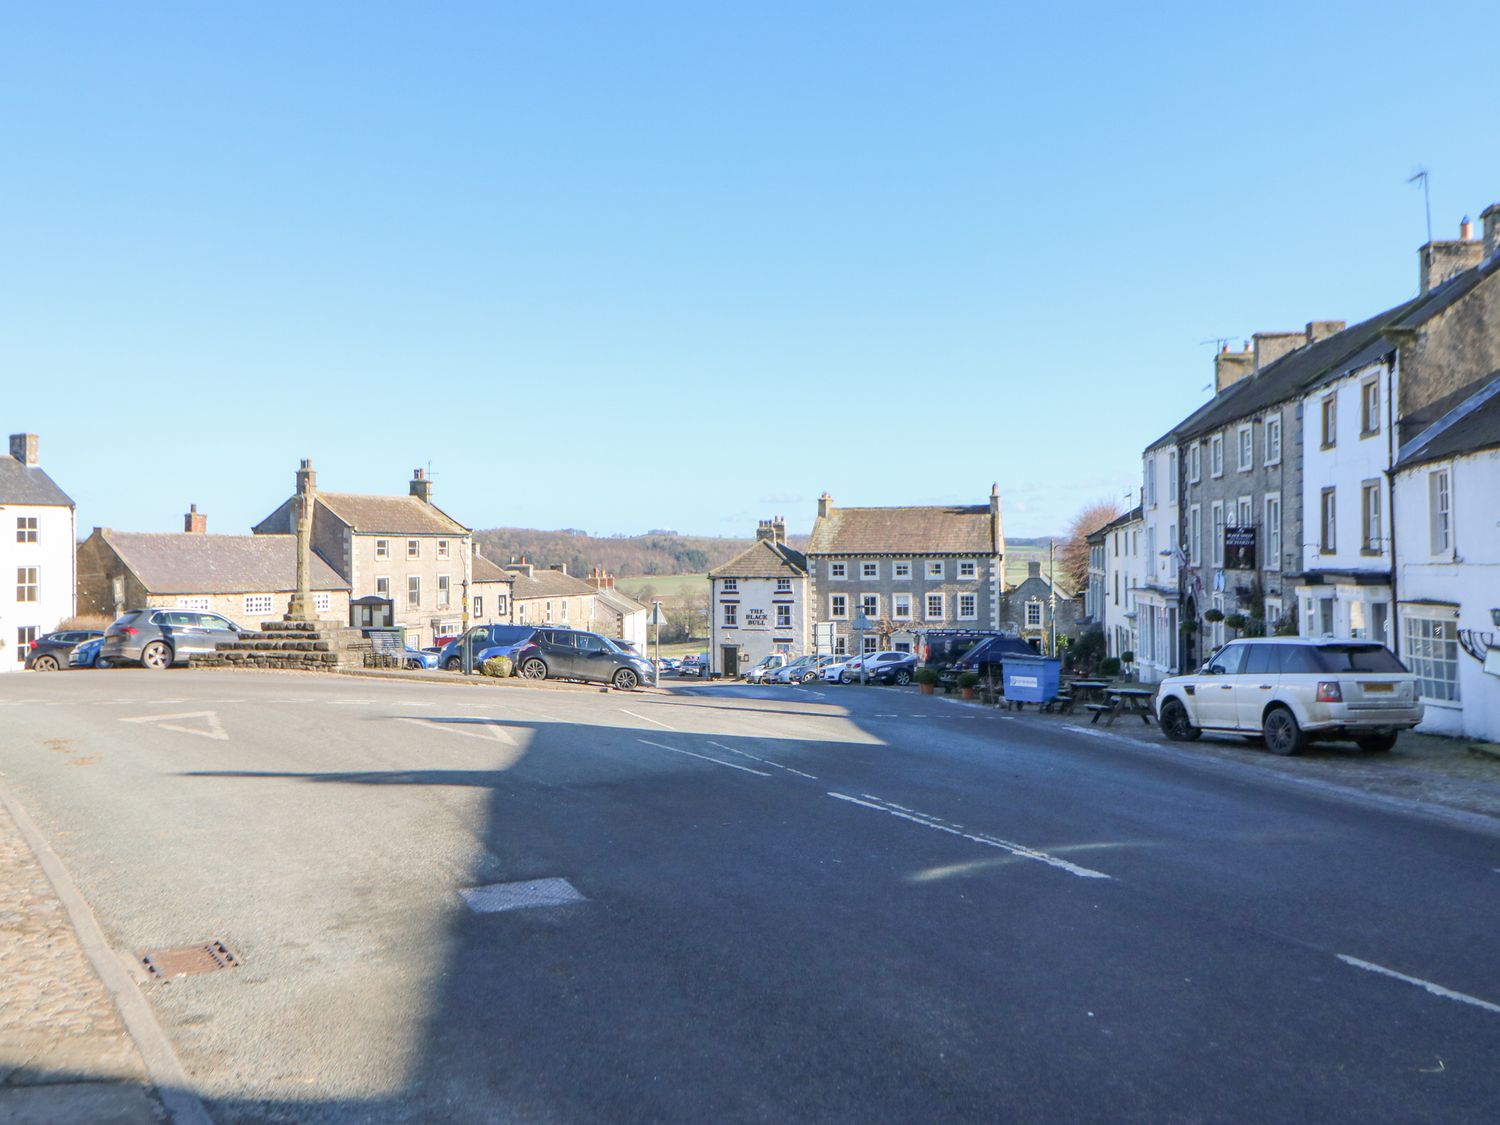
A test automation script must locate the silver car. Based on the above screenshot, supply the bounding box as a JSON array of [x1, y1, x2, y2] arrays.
[[100, 609, 246, 669], [1156, 637, 1423, 755]]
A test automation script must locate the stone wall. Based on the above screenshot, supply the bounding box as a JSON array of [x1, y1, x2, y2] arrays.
[[188, 620, 373, 671], [1397, 265, 1500, 444]]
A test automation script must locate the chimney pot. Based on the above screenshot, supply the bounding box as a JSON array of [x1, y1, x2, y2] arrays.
[[8, 433, 39, 466], [1482, 203, 1500, 259], [1460, 216, 1474, 241], [184, 504, 207, 534]]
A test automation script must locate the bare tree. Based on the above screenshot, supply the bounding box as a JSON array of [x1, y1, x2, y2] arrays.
[[1058, 499, 1123, 594]]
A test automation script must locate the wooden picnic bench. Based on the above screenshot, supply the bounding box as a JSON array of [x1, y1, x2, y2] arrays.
[[1088, 687, 1157, 726]]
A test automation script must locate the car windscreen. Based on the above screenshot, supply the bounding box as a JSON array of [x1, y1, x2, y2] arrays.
[[954, 639, 991, 664], [1310, 645, 1407, 673], [488, 626, 535, 646]]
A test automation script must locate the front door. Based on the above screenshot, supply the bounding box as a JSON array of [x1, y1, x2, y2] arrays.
[[721, 645, 739, 679]]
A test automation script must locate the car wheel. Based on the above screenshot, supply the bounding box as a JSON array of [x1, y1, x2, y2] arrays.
[[801, 671, 818, 683], [32, 655, 60, 672], [1159, 698, 1201, 742], [96, 657, 112, 670], [1357, 731, 1398, 753], [893, 669, 912, 686], [1263, 706, 1306, 756], [443, 656, 462, 671], [612, 668, 639, 691], [519, 657, 548, 680], [140, 641, 172, 670], [839, 671, 852, 684]]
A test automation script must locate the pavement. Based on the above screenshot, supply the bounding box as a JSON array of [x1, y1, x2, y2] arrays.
[[1, 668, 1499, 1122]]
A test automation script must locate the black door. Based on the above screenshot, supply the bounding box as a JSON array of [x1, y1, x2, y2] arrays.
[[721, 645, 739, 678]]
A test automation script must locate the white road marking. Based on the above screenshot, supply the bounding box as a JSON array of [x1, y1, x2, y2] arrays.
[[706, 740, 818, 780], [827, 792, 1111, 880], [119, 711, 228, 741], [619, 707, 675, 731], [1337, 955, 1500, 1015], [394, 717, 516, 745], [637, 738, 771, 777]]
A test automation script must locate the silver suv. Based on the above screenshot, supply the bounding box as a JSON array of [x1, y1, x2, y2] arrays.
[[101, 609, 245, 669], [1155, 637, 1423, 755]]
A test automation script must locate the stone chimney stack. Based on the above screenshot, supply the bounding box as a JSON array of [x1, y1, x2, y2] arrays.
[[1253, 332, 1305, 373], [989, 483, 1004, 555], [1305, 320, 1346, 343], [1419, 219, 1483, 293], [1028, 560, 1042, 579], [551, 563, 568, 576], [1482, 203, 1500, 259], [756, 520, 776, 543], [410, 467, 433, 504], [511, 555, 535, 578], [772, 515, 787, 544], [1215, 344, 1254, 394], [184, 504, 207, 534], [8, 433, 39, 466], [586, 567, 615, 590], [296, 458, 316, 498], [817, 492, 833, 519]]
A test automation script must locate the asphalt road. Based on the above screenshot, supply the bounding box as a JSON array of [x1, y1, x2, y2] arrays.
[[2, 669, 1498, 1123]]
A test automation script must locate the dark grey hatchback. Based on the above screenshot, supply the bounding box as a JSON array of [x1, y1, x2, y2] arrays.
[[513, 628, 656, 690], [101, 609, 245, 669]]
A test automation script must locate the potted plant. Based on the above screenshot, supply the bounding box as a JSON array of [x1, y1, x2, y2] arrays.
[[1203, 608, 1225, 624], [956, 671, 980, 701], [1223, 612, 1248, 637], [914, 667, 939, 695], [1120, 650, 1135, 680], [1181, 618, 1199, 634], [1099, 656, 1121, 679]]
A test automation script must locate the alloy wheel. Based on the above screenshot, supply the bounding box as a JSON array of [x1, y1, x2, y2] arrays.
[[613, 668, 639, 691], [141, 642, 171, 670], [520, 658, 547, 680], [33, 655, 59, 672]]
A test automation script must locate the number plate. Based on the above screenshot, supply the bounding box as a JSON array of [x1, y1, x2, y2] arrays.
[[1363, 682, 1394, 694]]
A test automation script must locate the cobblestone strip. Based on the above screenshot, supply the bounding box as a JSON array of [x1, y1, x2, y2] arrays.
[[0, 791, 185, 1122]]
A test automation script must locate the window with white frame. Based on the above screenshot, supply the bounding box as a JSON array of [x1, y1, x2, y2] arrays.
[[775, 578, 791, 592], [861, 561, 878, 580], [1189, 505, 1201, 566], [1237, 425, 1253, 471], [16, 516, 37, 543], [1404, 616, 1460, 702], [176, 597, 210, 611], [830, 594, 847, 618], [16, 567, 37, 602], [376, 576, 390, 599], [473, 595, 484, 617], [892, 593, 912, 619], [1210, 434, 1224, 477], [517, 601, 527, 623], [407, 539, 420, 559], [1264, 495, 1281, 570], [775, 603, 792, 628], [1188, 442, 1201, 482], [1264, 597, 1282, 629], [1429, 469, 1451, 554], [244, 593, 273, 615], [958, 593, 977, 620], [1361, 480, 1381, 551], [893, 561, 911, 579], [1210, 502, 1224, 566], [1361, 378, 1381, 436], [1264, 415, 1281, 465], [958, 559, 977, 579], [1025, 601, 1042, 628], [830, 562, 846, 579], [408, 576, 421, 607], [544, 600, 553, 622], [1320, 488, 1336, 553], [1320, 394, 1337, 448], [375, 538, 389, 558], [861, 593, 879, 619], [561, 599, 569, 622], [17, 625, 39, 663], [862, 634, 879, 654], [722, 602, 737, 627], [314, 592, 331, 613], [1145, 457, 1156, 507], [497, 595, 508, 616], [834, 634, 847, 656], [926, 560, 943, 579], [1237, 496, 1252, 526], [1168, 449, 1178, 501], [438, 575, 451, 608], [925, 593, 944, 619], [722, 578, 738, 593], [437, 540, 450, 559]]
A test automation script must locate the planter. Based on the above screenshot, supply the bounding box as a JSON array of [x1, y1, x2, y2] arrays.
[[918, 683, 935, 696], [961, 688, 975, 701]]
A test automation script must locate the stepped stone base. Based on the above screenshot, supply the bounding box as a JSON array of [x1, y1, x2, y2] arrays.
[[189, 619, 374, 672]]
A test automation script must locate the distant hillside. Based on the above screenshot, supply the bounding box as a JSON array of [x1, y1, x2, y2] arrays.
[[471, 528, 809, 579]]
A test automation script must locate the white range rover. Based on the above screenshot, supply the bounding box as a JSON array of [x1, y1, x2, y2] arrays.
[[1155, 637, 1424, 756]]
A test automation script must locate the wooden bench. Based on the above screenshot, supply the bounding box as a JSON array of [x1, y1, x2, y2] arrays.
[[1085, 703, 1112, 724]]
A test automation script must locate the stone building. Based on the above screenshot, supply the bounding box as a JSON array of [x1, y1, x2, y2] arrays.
[[805, 488, 1005, 656], [254, 465, 471, 647], [1, 434, 75, 673], [1099, 506, 1144, 662], [707, 518, 810, 676], [585, 568, 650, 653], [506, 562, 598, 630], [999, 562, 1081, 654], [76, 516, 350, 630], [469, 550, 514, 627]]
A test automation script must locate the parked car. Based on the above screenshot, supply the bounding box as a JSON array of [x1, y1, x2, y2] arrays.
[[404, 648, 441, 670], [67, 636, 111, 669], [944, 635, 1039, 688], [914, 630, 1005, 678], [1155, 637, 1424, 755], [770, 654, 835, 684], [437, 624, 539, 672], [821, 655, 861, 683], [850, 651, 913, 684], [678, 653, 709, 677], [513, 628, 657, 690], [744, 653, 790, 683], [100, 610, 245, 669], [657, 656, 681, 674], [867, 653, 918, 685], [24, 629, 104, 671]]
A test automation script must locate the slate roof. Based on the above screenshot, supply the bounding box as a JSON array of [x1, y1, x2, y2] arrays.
[[507, 567, 597, 600], [708, 538, 809, 579], [470, 553, 514, 585], [1395, 373, 1500, 470], [0, 458, 73, 507], [254, 493, 469, 537], [807, 505, 997, 555], [594, 587, 648, 617], [101, 532, 349, 594]]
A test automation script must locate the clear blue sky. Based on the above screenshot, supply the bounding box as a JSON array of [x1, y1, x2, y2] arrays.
[[4, 2, 1498, 541]]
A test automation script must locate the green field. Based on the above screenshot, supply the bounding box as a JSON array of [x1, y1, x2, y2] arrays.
[[617, 573, 707, 601]]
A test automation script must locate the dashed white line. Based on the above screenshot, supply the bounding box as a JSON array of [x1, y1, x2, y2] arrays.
[[706, 740, 818, 780], [1337, 955, 1500, 1015], [637, 738, 771, 776], [619, 707, 675, 731], [827, 792, 1111, 880]]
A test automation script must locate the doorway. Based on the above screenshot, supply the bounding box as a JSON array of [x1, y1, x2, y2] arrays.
[[721, 644, 740, 679]]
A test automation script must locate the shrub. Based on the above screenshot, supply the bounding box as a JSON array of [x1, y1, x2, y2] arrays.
[[1223, 613, 1248, 632], [1120, 650, 1135, 665], [1180, 619, 1199, 632], [914, 667, 940, 686], [481, 656, 514, 678], [1099, 657, 1122, 677], [1203, 608, 1225, 623], [956, 671, 981, 689]]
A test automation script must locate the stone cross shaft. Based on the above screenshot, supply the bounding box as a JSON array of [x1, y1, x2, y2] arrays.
[[286, 458, 318, 621]]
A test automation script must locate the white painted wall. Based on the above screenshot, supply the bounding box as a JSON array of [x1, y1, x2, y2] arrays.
[[711, 574, 809, 675], [1103, 514, 1144, 660], [0, 502, 77, 672], [1393, 447, 1500, 741], [1136, 441, 1180, 682]]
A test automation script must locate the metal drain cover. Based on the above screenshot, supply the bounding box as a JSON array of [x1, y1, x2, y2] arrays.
[[460, 877, 587, 913], [139, 940, 240, 980]]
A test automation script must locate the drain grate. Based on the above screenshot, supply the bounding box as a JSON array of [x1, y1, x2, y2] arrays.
[[460, 877, 587, 914], [139, 940, 240, 981]]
